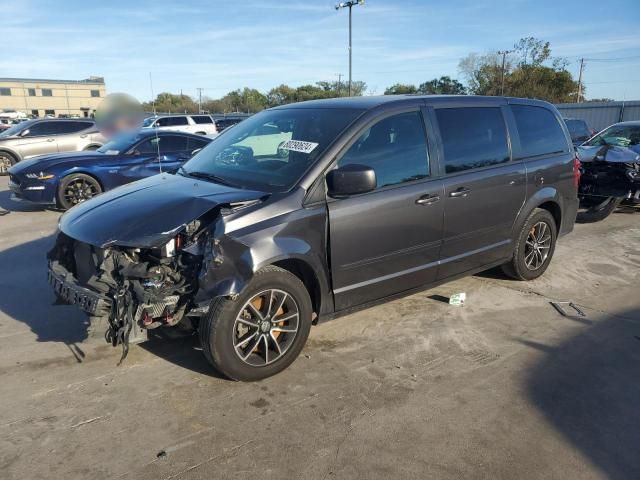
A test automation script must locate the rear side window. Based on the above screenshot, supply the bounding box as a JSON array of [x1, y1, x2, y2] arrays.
[[55, 121, 93, 134], [436, 107, 509, 174], [187, 137, 209, 150], [27, 121, 62, 136], [159, 135, 189, 152], [191, 115, 213, 124], [156, 116, 189, 127], [338, 111, 429, 189], [512, 105, 568, 157]]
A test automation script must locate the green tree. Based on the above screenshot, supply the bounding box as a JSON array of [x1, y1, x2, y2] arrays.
[[384, 83, 418, 95], [143, 92, 198, 113], [418, 76, 466, 95]]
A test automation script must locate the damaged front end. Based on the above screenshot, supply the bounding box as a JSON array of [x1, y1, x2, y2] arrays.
[[46, 173, 266, 362], [48, 219, 209, 361], [578, 145, 640, 203]]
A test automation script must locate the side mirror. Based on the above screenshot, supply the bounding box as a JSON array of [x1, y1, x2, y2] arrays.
[[20, 129, 30, 137], [191, 148, 202, 156], [327, 164, 376, 197]]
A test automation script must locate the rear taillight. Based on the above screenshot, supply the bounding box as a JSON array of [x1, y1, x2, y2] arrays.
[[573, 155, 581, 189]]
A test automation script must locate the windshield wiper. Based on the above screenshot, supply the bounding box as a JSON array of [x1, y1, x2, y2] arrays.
[[183, 170, 243, 188]]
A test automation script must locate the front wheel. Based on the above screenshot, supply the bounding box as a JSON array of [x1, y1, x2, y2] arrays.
[[0, 151, 17, 175], [502, 208, 557, 281], [576, 196, 621, 223], [57, 173, 102, 210], [199, 266, 312, 381]]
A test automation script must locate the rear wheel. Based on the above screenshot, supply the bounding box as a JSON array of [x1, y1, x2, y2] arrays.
[[576, 196, 621, 223], [0, 151, 17, 175], [502, 208, 557, 281], [199, 266, 312, 381], [57, 173, 102, 210]]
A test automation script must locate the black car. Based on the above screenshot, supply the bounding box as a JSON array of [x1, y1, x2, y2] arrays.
[[47, 95, 578, 381]]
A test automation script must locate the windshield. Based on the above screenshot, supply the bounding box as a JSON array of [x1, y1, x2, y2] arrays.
[[96, 131, 142, 154], [0, 120, 34, 138], [181, 107, 362, 192], [142, 117, 156, 127], [585, 124, 640, 147]]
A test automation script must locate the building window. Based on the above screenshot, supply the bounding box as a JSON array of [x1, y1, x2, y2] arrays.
[[90, 90, 100, 97], [31, 110, 39, 117], [44, 109, 55, 117], [28, 88, 36, 96], [42, 89, 53, 97], [0, 88, 11, 96]]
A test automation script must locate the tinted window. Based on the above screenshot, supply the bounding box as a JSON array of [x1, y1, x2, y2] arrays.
[[42, 89, 53, 97], [512, 105, 568, 157], [191, 115, 213, 124], [136, 135, 189, 154], [155, 117, 188, 127], [28, 88, 36, 96], [338, 111, 429, 188], [565, 119, 590, 142], [55, 121, 93, 134], [187, 137, 210, 150], [0, 88, 11, 96], [27, 121, 62, 136], [91, 90, 100, 97], [436, 107, 509, 173]]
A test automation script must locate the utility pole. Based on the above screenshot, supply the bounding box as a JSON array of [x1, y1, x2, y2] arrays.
[[576, 58, 585, 103], [336, 73, 343, 96], [335, 1, 364, 96], [497, 50, 513, 96], [196, 88, 203, 113]]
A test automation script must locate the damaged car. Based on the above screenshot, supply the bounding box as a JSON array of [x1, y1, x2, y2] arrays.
[[48, 95, 578, 381], [576, 121, 640, 223]]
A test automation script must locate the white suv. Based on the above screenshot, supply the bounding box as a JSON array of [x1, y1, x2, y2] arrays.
[[141, 114, 218, 136]]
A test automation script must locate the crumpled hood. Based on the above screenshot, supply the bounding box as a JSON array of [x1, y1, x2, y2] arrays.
[[59, 173, 265, 248], [9, 151, 106, 175], [576, 145, 640, 164]]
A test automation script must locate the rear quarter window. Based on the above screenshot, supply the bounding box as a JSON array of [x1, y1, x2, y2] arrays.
[[512, 105, 569, 158], [191, 115, 213, 124]]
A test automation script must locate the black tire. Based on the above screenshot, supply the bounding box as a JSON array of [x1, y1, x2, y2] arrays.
[[502, 208, 557, 281], [199, 265, 312, 381], [57, 173, 102, 210], [576, 196, 621, 223], [0, 151, 18, 175]]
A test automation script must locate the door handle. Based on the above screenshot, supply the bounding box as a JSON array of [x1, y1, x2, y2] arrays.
[[449, 187, 470, 198], [415, 194, 440, 205], [46, 138, 55, 142]]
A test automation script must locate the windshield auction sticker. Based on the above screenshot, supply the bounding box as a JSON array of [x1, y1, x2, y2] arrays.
[[279, 140, 319, 154]]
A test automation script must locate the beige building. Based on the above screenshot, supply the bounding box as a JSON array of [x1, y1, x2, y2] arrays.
[[0, 76, 107, 118]]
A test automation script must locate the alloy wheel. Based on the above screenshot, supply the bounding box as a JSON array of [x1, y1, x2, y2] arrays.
[[232, 289, 300, 367], [63, 178, 99, 205], [524, 221, 552, 270], [0, 154, 12, 174]]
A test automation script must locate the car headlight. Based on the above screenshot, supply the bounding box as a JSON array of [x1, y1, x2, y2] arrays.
[[25, 172, 55, 180]]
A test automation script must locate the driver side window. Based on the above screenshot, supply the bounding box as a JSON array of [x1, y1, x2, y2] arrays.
[[337, 111, 430, 189]]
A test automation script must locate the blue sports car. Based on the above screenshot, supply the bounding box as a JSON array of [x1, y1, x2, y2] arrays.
[[8, 130, 211, 210]]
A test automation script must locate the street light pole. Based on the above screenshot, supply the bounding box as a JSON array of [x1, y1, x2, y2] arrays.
[[497, 50, 513, 96], [336, 0, 364, 97]]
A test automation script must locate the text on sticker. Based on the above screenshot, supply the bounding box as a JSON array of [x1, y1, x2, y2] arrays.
[[279, 140, 319, 154]]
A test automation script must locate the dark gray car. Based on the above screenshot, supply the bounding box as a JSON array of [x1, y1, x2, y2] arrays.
[[47, 95, 579, 381]]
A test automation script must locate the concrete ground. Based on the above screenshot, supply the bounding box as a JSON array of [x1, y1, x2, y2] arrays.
[[0, 175, 639, 480]]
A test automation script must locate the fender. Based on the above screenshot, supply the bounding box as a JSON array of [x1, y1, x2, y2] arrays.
[[0, 147, 21, 162], [193, 200, 333, 314], [512, 186, 563, 239]]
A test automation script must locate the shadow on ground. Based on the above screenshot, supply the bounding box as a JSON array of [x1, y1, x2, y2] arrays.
[[0, 188, 53, 213], [519, 308, 640, 480]]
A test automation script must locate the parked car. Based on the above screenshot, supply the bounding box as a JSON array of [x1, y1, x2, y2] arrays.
[[8, 130, 210, 210], [0, 118, 12, 133], [563, 117, 595, 146], [576, 121, 640, 222], [141, 114, 218, 136], [214, 117, 245, 132], [47, 95, 578, 381], [0, 118, 105, 174]]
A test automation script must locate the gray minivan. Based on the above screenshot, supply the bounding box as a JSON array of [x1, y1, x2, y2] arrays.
[[48, 95, 579, 381]]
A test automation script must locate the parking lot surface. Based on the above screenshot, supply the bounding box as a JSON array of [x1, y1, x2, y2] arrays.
[[1, 176, 639, 480]]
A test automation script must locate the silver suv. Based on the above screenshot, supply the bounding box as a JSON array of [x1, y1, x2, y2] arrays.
[[0, 118, 105, 173]]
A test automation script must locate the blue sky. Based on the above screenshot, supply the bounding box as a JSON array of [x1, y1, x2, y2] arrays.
[[2, 0, 639, 102]]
